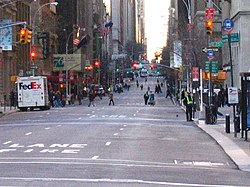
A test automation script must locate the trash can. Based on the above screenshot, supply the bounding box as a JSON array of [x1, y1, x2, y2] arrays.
[[205, 105, 217, 124]]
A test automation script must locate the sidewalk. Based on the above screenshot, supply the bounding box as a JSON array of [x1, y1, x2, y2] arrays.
[[197, 106, 250, 172], [0, 106, 17, 117]]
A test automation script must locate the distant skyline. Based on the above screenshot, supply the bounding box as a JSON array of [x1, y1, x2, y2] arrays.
[[145, 0, 170, 61]]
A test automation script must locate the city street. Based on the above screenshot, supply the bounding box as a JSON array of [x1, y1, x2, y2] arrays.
[[0, 77, 249, 187]]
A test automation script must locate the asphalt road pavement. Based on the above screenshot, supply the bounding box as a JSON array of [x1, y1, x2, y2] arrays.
[[0, 77, 249, 187]]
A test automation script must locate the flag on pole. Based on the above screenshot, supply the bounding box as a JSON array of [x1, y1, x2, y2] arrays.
[[73, 38, 80, 46], [98, 21, 113, 36]]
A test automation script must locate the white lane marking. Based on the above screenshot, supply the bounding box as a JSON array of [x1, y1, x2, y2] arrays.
[[105, 142, 111, 146], [3, 141, 12, 145], [46, 113, 50, 115], [24, 149, 33, 153], [118, 115, 126, 118], [0, 177, 238, 186], [57, 125, 62, 127], [136, 111, 139, 113], [113, 133, 118, 136], [92, 111, 95, 113], [123, 125, 127, 127], [133, 114, 136, 116], [78, 117, 82, 120], [89, 115, 95, 118], [174, 160, 178, 164], [120, 128, 124, 131], [0, 157, 227, 170], [91, 156, 99, 160], [45, 127, 50, 130], [25, 119, 31, 121], [25, 132, 32, 136], [39, 116, 43, 118]]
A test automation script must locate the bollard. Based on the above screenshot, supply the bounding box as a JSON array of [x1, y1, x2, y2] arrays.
[[234, 115, 240, 134], [225, 114, 230, 133]]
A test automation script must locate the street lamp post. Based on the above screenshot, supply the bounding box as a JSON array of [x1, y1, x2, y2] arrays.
[[32, 2, 58, 45], [65, 31, 74, 104], [31, 2, 58, 76], [181, 0, 192, 93]]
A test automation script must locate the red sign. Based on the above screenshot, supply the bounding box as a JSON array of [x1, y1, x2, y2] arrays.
[[69, 70, 74, 80], [59, 70, 63, 82], [192, 67, 199, 82], [205, 8, 215, 20]]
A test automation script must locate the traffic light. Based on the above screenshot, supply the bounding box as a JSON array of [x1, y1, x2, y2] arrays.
[[116, 68, 120, 72], [19, 28, 26, 43], [154, 52, 160, 60], [59, 83, 65, 89], [30, 51, 36, 60], [206, 20, 213, 36], [85, 65, 93, 70], [150, 64, 155, 69], [132, 62, 138, 69], [25, 28, 32, 44], [93, 60, 100, 67]]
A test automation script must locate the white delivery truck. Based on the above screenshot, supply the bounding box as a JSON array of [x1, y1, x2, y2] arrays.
[[17, 76, 51, 111]]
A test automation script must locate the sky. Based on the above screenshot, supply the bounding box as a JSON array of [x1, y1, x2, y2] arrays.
[[103, 0, 170, 61], [145, 0, 170, 61]]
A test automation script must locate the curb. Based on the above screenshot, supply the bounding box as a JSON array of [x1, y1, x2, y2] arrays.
[[198, 124, 250, 172]]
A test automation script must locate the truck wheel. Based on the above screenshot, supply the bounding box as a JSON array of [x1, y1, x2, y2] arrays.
[[20, 108, 27, 112]]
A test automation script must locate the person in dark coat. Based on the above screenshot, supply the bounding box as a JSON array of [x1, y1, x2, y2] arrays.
[[88, 91, 95, 107], [218, 88, 225, 107], [144, 91, 149, 105]]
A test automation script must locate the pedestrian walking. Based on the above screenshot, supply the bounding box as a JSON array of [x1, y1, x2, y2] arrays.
[[144, 91, 149, 105], [88, 91, 95, 107], [165, 88, 172, 99], [183, 92, 193, 121], [148, 91, 155, 106], [140, 84, 143, 90], [108, 92, 115, 106], [218, 88, 225, 107], [77, 92, 83, 105]]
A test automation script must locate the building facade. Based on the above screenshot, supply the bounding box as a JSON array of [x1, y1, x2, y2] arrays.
[[221, 0, 250, 88]]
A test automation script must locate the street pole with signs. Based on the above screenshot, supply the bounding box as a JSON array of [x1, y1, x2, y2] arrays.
[[223, 18, 238, 135]]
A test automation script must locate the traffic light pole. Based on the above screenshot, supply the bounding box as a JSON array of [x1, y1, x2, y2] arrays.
[[228, 33, 237, 135], [0, 21, 26, 29], [65, 31, 74, 105]]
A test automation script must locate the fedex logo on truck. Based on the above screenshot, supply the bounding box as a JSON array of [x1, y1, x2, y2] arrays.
[[19, 82, 42, 90]]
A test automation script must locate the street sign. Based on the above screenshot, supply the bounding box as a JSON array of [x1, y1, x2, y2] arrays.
[[204, 60, 218, 73], [207, 50, 215, 60], [26, 71, 33, 75], [223, 18, 234, 33], [228, 87, 238, 104], [192, 67, 199, 82], [53, 57, 64, 68], [202, 47, 218, 53], [211, 60, 218, 73], [222, 33, 239, 43], [211, 42, 224, 47], [204, 61, 210, 72], [205, 8, 215, 20]]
